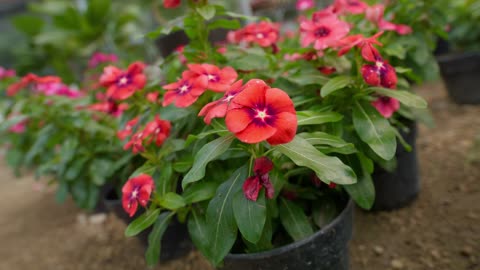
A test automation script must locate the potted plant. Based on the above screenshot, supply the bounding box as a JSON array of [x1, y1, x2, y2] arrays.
[[105, 0, 428, 268], [434, 0, 480, 104]]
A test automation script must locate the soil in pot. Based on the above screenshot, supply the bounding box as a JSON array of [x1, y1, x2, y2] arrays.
[[222, 198, 354, 270], [103, 187, 192, 261], [372, 122, 419, 211], [437, 51, 480, 104]]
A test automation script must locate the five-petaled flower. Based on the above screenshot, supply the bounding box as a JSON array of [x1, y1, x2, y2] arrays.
[[100, 62, 146, 101], [186, 63, 238, 92], [243, 157, 275, 201], [228, 21, 280, 48], [225, 79, 297, 145], [300, 12, 350, 51], [371, 96, 400, 118], [198, 80, 244, 124], [122, 174, 155, 217], [162, 70, 208, 107]]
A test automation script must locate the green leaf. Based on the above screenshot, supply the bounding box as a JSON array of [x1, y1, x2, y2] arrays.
[[312, 197, 340, 228], [233, 190, 267, 244], [320, 76, 352, 97], [286, 71, 329, 86], [207, 19, 240, 31], [188, 207, 210, 256], [275, 136, 357, 185], [159, 192, 186, 210], [12, 15, 44, 36], [197, 5, 216, 20], [299, 132, 355, 149], [204, 166, 247, 266], [145, 212, 174, 266], [297, 111, 343, 126], [229, 54, 268, 71], [183, 181, 219, 204], [352, 101, 397, 160], [129, 161, 156, 178], [279, 198, 313, 241], [125, 209, 161, 237], [156, 163, 173, 196], [25, 124, 56, 165], [182, 134, 235, 188], [369, 87, 427, 108], [86, 0, 110, 25], [89, 159, 114, 185], [344, 173, 375, 210]]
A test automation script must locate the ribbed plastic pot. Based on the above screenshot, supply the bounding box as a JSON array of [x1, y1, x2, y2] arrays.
[[372, 122, 419, 211], [103, 187, 192, 261], [222, 200, 354, 270], [437, 51, 480, 104]]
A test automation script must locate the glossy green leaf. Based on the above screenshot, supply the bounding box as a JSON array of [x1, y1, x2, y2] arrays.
[[297, 111, 343, 126], [156, 163, 173, 196], [188, 207, 210, 257], [204, 166, 247, 266], [279, 198, 313, 241], [197, 5, 216, 20], [145, 212, 173, 266], [207, 19, 240, 31], [159, 192, 186, 210], [275, 136, 357, 185], [125, 209, 160, 237], [320, 75, 352, 97], [370, 87, 427, 108], [183, 182, 219, 204], [299, 132, 356, 149], [233, 190, 267, 244], [182, 134, 235, 188], [353, 101, 397, 160], [344, 173, 375, 210]]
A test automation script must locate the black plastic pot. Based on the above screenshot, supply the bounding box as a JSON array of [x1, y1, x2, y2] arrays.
[[222, 200, 354, 270], [437, 51, 480, 104], [103, 187, 192, 261], [372, 122, 419, 211]]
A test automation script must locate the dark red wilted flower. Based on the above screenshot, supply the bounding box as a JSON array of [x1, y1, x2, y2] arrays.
[[100, 62, 146, 100], [225, 79, 297, 145], [162, 71, 208, 108], [198, 80, 244, 124], [300, 12, 350, 51], [318, 66, 337, 75], [361, 60, 397, 89], [122, 174, 155, 217], [117, 117, 139, 140], [187, 63, 238, 92], [371, 96, 400, 118], [243, 157, 275, 201], [163, 0, 180, 8]]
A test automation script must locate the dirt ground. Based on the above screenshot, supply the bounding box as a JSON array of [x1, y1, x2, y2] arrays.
[[0, 81, 479, 270]]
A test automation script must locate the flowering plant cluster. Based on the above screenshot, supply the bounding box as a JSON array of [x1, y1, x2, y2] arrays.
[[0, 0, 438, 268], [110, 0, 431, 266]]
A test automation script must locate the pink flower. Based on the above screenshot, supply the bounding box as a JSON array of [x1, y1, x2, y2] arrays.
[[366, 4, 412, 35], [8, 115, 27, 134], [100, 62, 146, 101], [122, 174, 155, 217], [371, 96, 400, 118], [333, 0, 368, 14], [198, 80, 244, 124], [175, 45, 187, 64], [243, 157, 275, 201], [88, 52, 118, 68], [35, 82, 82, 98], [186, 63, 238, 92], [300, 13, 350, 51], [0, 67, 15, 80], [228, 21, 280, 48], [296, 0, 315, 11]]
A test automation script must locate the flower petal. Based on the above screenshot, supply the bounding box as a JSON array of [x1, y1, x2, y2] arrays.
[[266, 112, 297, 145], [231, 79, 267, 108], [243, 176, 262, 201], [265, 88, 296, 114], [235, 122, 277, 144], [225, 108, 253, 133]]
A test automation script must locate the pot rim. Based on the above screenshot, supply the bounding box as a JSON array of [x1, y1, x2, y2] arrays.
[[436, 50, 480, 63], [226, 199, 353, 259]]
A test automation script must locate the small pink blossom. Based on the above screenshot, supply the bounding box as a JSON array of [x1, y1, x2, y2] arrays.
[[0, 67, 15, 79], [88, 52, 118, 68], [371, 96, 400, 118], [296, 0, 315, 11]]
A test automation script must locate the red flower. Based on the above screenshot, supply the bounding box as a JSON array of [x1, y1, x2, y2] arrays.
[[371, 96, 400, 118], [117, 117, 139, 140], [366, 4, 412, 35], [6, 74, 61, 96], [89, 100, 128, 117], [175, 45, 187, 64], [163, 0, 180, 8], [318, 66, 337, 75], [361, 60, 397, 89], [146, 92, 159, 103], [124, 116, 171, 153], [243, 157, 275, 201], [300, 13, 350, 51], [100, 62, 146, 101], [198, 80, 244, 124], [333, 0, 368, 14], [337, 31, 384, 57], [225, 79, 297, 145], [228, 21, 280, 48], [162, 71, 208, 107], [187, 63, 238, 92], [122, 174, 155, 217]]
